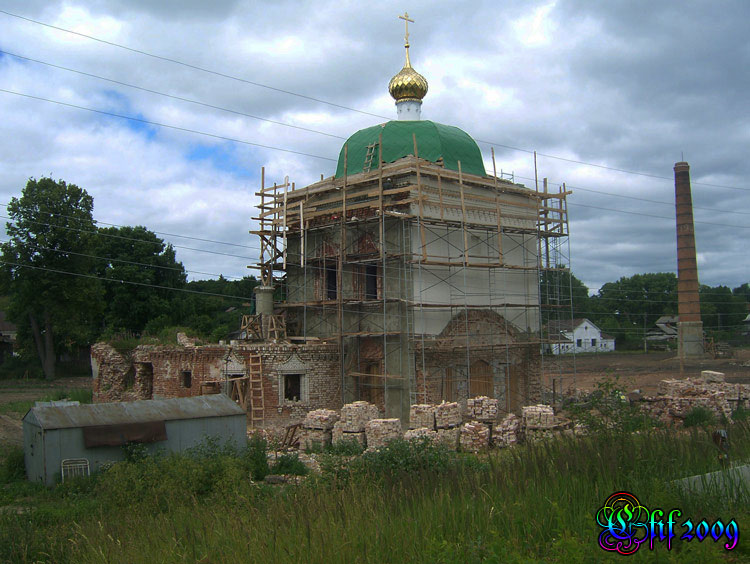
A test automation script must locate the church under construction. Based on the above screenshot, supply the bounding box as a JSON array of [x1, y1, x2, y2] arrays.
[[92, 16, 572, 426]]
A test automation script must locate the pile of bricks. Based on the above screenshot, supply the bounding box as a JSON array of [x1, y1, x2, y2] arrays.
[[434, 402, 461, 450], [459, 421, 490, 453], [466, 396, 499, 423], [409, 404, 436, 430], [299, 408, 339, 451], [332, 401, 379, 447], [643, 373, 750, 425], [365, 418, 403, 450], [404, 427, 437, 442], [522, 404, 555, 429], [495, 413, 521, 447]]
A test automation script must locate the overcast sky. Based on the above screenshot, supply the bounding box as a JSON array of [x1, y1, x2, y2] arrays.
[[1, 1, 748, 298]]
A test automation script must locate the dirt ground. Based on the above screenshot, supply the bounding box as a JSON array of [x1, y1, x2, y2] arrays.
[[554, 349, 750, 395], [0, 377, 92, 447], [1, 351, 749, 447]]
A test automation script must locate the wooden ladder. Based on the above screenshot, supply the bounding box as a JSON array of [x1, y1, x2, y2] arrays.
[[363, 142, 378, 173], [247, 355, 265, 427]]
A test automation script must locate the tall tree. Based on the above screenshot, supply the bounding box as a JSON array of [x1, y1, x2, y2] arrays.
[[0, 178, 103, 378], [540, 268, 589, 322], [94, 226, 187, 334]]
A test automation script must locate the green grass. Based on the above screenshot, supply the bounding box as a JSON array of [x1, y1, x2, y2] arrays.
[[0, 388, 92, 416], [1, 424, 749, 563]]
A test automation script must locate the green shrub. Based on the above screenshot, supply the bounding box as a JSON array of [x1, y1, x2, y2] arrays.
[[732, 405, 750, 422], [270, 453, 308, 476], [327, 438, 366, 456], [569, 376, 658, 434], [0, 355, 43, 379], [244, 435, 269, 481], [0, 445, 25, 482], [356, 437, 455, 477], [683, 406, 716, 428]]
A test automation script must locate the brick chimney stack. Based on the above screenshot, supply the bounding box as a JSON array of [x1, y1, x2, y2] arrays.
[[674, 161, 704, 358]]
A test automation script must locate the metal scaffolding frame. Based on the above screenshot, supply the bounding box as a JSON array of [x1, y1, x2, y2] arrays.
[[250, 137, 573, 417]]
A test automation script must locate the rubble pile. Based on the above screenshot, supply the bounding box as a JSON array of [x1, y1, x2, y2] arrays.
[[409, 404, 436, 430], [332, 422, 366, 447], [299, 408, 340, 451], [522, 404, 555, 428], [495, 413, 522, 447], [435, 402, 461, 429], [404, 427, 437, 442], [435, 427, 460, 451], [303, 409, 339, 430], [644, 372, 749, 425], [459, 421, 490, 453], [340, 401, 380, 432], [466, 396, 499, 422], [365, 418, 402, 450]]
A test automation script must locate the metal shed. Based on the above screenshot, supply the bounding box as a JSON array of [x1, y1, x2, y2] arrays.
[[23, 394, 246, 486]]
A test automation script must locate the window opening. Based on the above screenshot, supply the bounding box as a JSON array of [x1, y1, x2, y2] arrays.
[[284, 374, 302, 401], [181, 370, 192, 388]]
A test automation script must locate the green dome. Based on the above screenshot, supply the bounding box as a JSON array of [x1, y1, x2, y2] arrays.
[[335, 120, 487, 178]]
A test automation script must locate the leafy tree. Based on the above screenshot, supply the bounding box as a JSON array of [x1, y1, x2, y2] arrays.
[[588, 272, 677, 348], [0, 178, 104, 378], [540, 268, 589, 322], [699, 284, 746, 333], [94, 226, 187, 334]]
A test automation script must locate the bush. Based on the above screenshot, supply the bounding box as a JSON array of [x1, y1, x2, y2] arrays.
[[683, 406, 716, 428], [270, 453, 308, 476], [0, 355, 43, 379], [569, 376, 658, 434], [356, 438, 455, 477], [244, 434, 270, 481], [327, 438, 366, 456], [0, 445, 25, 482]]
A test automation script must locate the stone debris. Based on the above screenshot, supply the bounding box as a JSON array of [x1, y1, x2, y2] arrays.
[[176, 332, 198, 347], [466, 396, 499, 422], [435, 401, 461, 429], [299, 428, 332, 451], [435, 427, 460, 451], [647, 376, 750, 425], [701, 370, 725, 383], [332, 421, 366, 447], [303, 409, 339, 430], [404, 427, 437, 442], [365, 418, 402, 450], [522, 404, 555, 429], [339, 401, 380, 432], [496, 413, 521, 447], [409, 404, 436, 430], [459, 421, 490, 453]]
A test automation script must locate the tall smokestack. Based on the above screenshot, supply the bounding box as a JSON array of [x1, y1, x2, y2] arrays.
[[674, 161, 704, 358]]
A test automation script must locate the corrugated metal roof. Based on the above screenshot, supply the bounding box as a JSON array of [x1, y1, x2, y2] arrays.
[[24, 394, 245, 430]]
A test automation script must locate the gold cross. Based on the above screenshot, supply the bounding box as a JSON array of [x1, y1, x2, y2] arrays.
[[399, 12, 414, 46]]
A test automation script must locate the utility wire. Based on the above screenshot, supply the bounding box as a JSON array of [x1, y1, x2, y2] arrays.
[[0, 259, 253, 300], [0, 9, 385, 119], [0, 201, 260, 250], [4, 8, 750, 193], [0, 49, 347, 141], [0, 89, 337, 163]]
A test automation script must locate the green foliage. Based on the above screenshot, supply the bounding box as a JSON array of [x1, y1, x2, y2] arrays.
[[0, 355, 43, 379], [569, 376, 658, 434], [245, 434, 270, 481], [699, 284, 747, 332], [683, 406, 716, 428], [0, 445, 25, 482], [355, 437, 456, 477], [732, 405, 750, 422], [0, 177, 105, 378], [121, 442, 151, 463], [270, 453, 308, 476], [540, 269, 589, 323], [327, 437, 366, 456], [0, 387, 91, 415]]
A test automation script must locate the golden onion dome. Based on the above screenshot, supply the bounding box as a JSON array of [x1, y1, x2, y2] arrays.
[[388, 45, 428, 102]]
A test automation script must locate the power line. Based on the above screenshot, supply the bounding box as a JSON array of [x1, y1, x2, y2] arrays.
[[4, 8, 749, 193], [0, 49, 347, 141], [0, 259, 253, 300], [0, 89, 337, 163], [0, 236, 245, 280], [1, 214, 258, 260], [0, 201, 260, 251], [566, 202, 750, 230], [0, 9, 385, 119]]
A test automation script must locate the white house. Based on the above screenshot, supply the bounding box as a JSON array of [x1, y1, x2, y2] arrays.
[[546, 318, 615, 355]]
